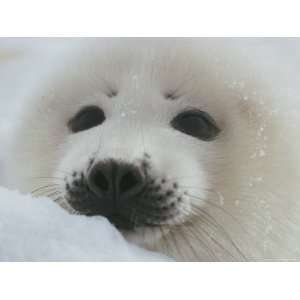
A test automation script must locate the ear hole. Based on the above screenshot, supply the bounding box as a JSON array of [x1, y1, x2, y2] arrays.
[[106, 89, 118, 98], [164, 91, 180, 100]]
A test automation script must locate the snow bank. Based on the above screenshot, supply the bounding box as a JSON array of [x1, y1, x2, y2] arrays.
[[0, 187, 169, 261]]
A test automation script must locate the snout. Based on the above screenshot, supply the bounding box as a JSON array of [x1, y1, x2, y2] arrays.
[[65, 157, 186, 229], [87, 160, 145, 225]]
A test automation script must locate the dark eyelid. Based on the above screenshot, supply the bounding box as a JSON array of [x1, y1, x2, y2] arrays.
[[171, 108, 220, 141], [68, 105, 105, 133], [179, 109, 219, 127]]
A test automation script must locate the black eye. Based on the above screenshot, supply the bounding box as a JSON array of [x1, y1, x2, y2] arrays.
[[171, 110, 220, 141], [68, 106, 106, 133]]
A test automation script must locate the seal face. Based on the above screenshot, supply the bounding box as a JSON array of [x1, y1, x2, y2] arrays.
[[64, 104, 220, 230], [8, 39, 300, 261], [65, 157, 187, 230]]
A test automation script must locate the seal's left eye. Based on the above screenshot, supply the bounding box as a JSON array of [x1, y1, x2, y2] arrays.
[[171, 109, 220, 141], [68, 106, 106, 133]]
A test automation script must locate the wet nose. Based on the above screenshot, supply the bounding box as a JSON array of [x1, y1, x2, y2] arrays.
[[88, 160, 145, 209]]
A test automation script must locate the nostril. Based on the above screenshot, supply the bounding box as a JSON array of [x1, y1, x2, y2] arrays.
[[88, 161, 144, 202], [119, 171, 141, 194], [91, 170, 110, 192]]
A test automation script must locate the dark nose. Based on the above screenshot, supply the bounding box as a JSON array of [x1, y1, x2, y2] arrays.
[[87, 160, 145, 216]]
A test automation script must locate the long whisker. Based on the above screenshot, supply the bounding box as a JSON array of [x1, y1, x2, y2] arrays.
[[189, 222, 236, 261], [30, 176, 65, 182], [55, 170, 73, 176], [187, 193, 250, 236], [31, 184, 61, 195], [176, 182, 250, 236], [45, 190, 63, 199], [175, 225, 203, 261], [183, 223, 219, 261], [158, 225, 171, 255], [190, 205, 247, 261], [171, 202, 246, 261], [167, 226, 185, 260], [157, 175, 205, 183]]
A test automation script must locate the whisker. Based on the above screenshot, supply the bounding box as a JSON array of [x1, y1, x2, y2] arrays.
[[30, 176, 65, 182], [189, 222, 236, 261], [190, 205, 247, 261], [158, 225, 171, 255], [45, 190, 63, 199], [31, 184, 61, 195], [187, 193, 249, 236], [167, 226, 185, 260], [172, 202, 246, 261], [176, 225, 203, 261], [55, 170, 73, 176], [183, 223, 219, 261], [159, 175, 206, 183]]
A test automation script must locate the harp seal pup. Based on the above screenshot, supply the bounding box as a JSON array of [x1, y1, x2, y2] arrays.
[[6, 39, 300, 261]]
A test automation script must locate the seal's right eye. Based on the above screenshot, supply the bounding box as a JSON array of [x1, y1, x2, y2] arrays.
[[68, 106, 106, 133]]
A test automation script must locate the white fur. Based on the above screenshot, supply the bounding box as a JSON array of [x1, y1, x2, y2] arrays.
[[5, 39, 300, 261]]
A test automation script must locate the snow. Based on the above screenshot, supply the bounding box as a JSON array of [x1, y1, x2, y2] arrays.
[[0, 187, 169, 261], [259, 150, 266, 157]]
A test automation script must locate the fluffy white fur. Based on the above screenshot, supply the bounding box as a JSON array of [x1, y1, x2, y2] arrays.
[[5, 38, 300, 261]]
